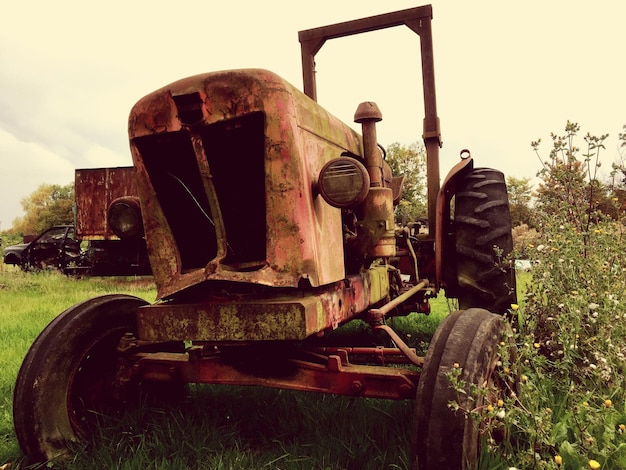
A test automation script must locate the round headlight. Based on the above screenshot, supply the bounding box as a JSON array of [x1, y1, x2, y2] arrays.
[[108, 197, 144, 239], [318, 158, 370, 208]]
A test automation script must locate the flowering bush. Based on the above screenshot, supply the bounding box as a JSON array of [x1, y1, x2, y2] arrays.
[[512, 223, 541, 260], [450, 123, 626, 468], [499, 124, 626, 469]]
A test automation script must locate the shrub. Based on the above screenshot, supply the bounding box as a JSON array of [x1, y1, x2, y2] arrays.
[[465, 123, 626, 468]]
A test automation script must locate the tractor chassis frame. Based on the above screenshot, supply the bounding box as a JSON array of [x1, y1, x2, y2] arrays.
[[116, 332, 422, 401]]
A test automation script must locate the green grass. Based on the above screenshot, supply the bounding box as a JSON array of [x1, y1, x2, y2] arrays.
[[0, 267, 156, 468], [0, 267, 487, 469]]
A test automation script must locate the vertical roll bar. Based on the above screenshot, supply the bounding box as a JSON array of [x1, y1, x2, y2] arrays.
[[298, 5, 442, 236]]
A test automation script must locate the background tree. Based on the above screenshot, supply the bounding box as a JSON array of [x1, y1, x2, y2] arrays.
[[506, 176, 534, 227], [532, 121, 609, 232], [12, 183, 74, 236], [384, 141, 427, 225], [605, 124, 626, 215]]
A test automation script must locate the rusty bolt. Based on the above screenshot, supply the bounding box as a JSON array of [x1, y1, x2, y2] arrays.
[[351, 381, 365, 394], [117, 332, 138, 353]]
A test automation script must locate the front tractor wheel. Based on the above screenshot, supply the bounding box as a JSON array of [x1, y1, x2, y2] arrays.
[[13, 294, 149, 463], [413, 309, 515, 470], [454, 168, 516, 314]]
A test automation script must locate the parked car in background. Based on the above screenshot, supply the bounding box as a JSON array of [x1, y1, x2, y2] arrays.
[[3, 224, 150, 276], [3, 225, 81, 272]]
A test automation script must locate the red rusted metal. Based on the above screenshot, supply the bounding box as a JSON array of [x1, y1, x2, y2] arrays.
[[129, 70, 363, 300], [435, 152, 474, 290], [137, 267, 389, 341], [122, 9, 443, 397], [74, 167, 139, 240], [126, 348, 419, 400]]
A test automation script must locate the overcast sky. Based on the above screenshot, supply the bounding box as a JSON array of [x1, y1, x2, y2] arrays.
[[1, 1, 624, 230]]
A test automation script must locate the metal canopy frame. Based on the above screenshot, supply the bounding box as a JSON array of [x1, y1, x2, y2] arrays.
[[299, 4, 442, 235]]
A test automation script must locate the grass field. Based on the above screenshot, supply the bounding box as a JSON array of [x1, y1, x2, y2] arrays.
[[0, 267, 453, 469]]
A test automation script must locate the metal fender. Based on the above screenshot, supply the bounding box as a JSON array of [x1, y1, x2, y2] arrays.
[[435, 151, 474, 289]]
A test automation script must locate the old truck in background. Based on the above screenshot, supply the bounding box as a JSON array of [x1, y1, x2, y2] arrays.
[[3, 167, 151, 276], [73, 166, 151, 276], [13, 6, 517, 469]]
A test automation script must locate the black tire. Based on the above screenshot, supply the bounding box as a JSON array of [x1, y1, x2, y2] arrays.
[[413, 309, 513, 470], [13, 294, 148, 463], [454, 168, 516, 314]]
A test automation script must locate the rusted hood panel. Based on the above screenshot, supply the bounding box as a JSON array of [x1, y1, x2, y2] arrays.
[[128, 69, 363, 300]]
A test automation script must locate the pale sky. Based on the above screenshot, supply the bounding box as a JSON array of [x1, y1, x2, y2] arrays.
[[1, 1, 624, 230]]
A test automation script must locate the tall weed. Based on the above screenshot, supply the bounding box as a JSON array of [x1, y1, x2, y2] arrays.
[[478, 123, 626, 469]]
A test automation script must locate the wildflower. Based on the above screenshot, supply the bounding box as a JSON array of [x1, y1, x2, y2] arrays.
[[572, 290, 579, 295], [554, 455, 563, 465], [583, 401, 589, 407], [619, 424, 625, 433], [605, 399, 613, 408], [520, 374, 528, 383], [588, 302, 599, 310], [487, 404, 494, 412], [453, 362, 460, 369], [510, 303, 519, 311], [497, 399, 504, 407], [589, 459, 601, 469], [534, 342, 540, 349], [545, 407, 552, 413], [496, 409, 506, 419]]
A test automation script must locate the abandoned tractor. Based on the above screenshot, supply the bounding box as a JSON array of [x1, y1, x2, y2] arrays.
[[13, 5, 517, 469]]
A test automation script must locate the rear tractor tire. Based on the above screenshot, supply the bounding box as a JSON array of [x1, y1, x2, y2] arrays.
[[454, 168, 517, 314]]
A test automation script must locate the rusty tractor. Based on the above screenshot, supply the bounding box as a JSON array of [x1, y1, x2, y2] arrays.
[[13, 5, 517, 469]]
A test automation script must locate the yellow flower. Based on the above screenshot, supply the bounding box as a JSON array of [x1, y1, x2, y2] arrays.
[[589, 459, 601, 469], [510, 303, 519, 311], [453, 362, 460, 369], [486, 404, 494, 412], [554, 454, 563, 465], [605, 399, 613, 408], [521, 374, 528, 383], [497, 399, 504, 407], [619, 424, 625, 433], [545, 407, 552, 413], [534, 342, 541, 349]]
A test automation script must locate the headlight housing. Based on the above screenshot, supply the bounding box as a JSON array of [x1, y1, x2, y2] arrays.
[[318, 157, 370, 208], [108, 197, 144, 239]]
